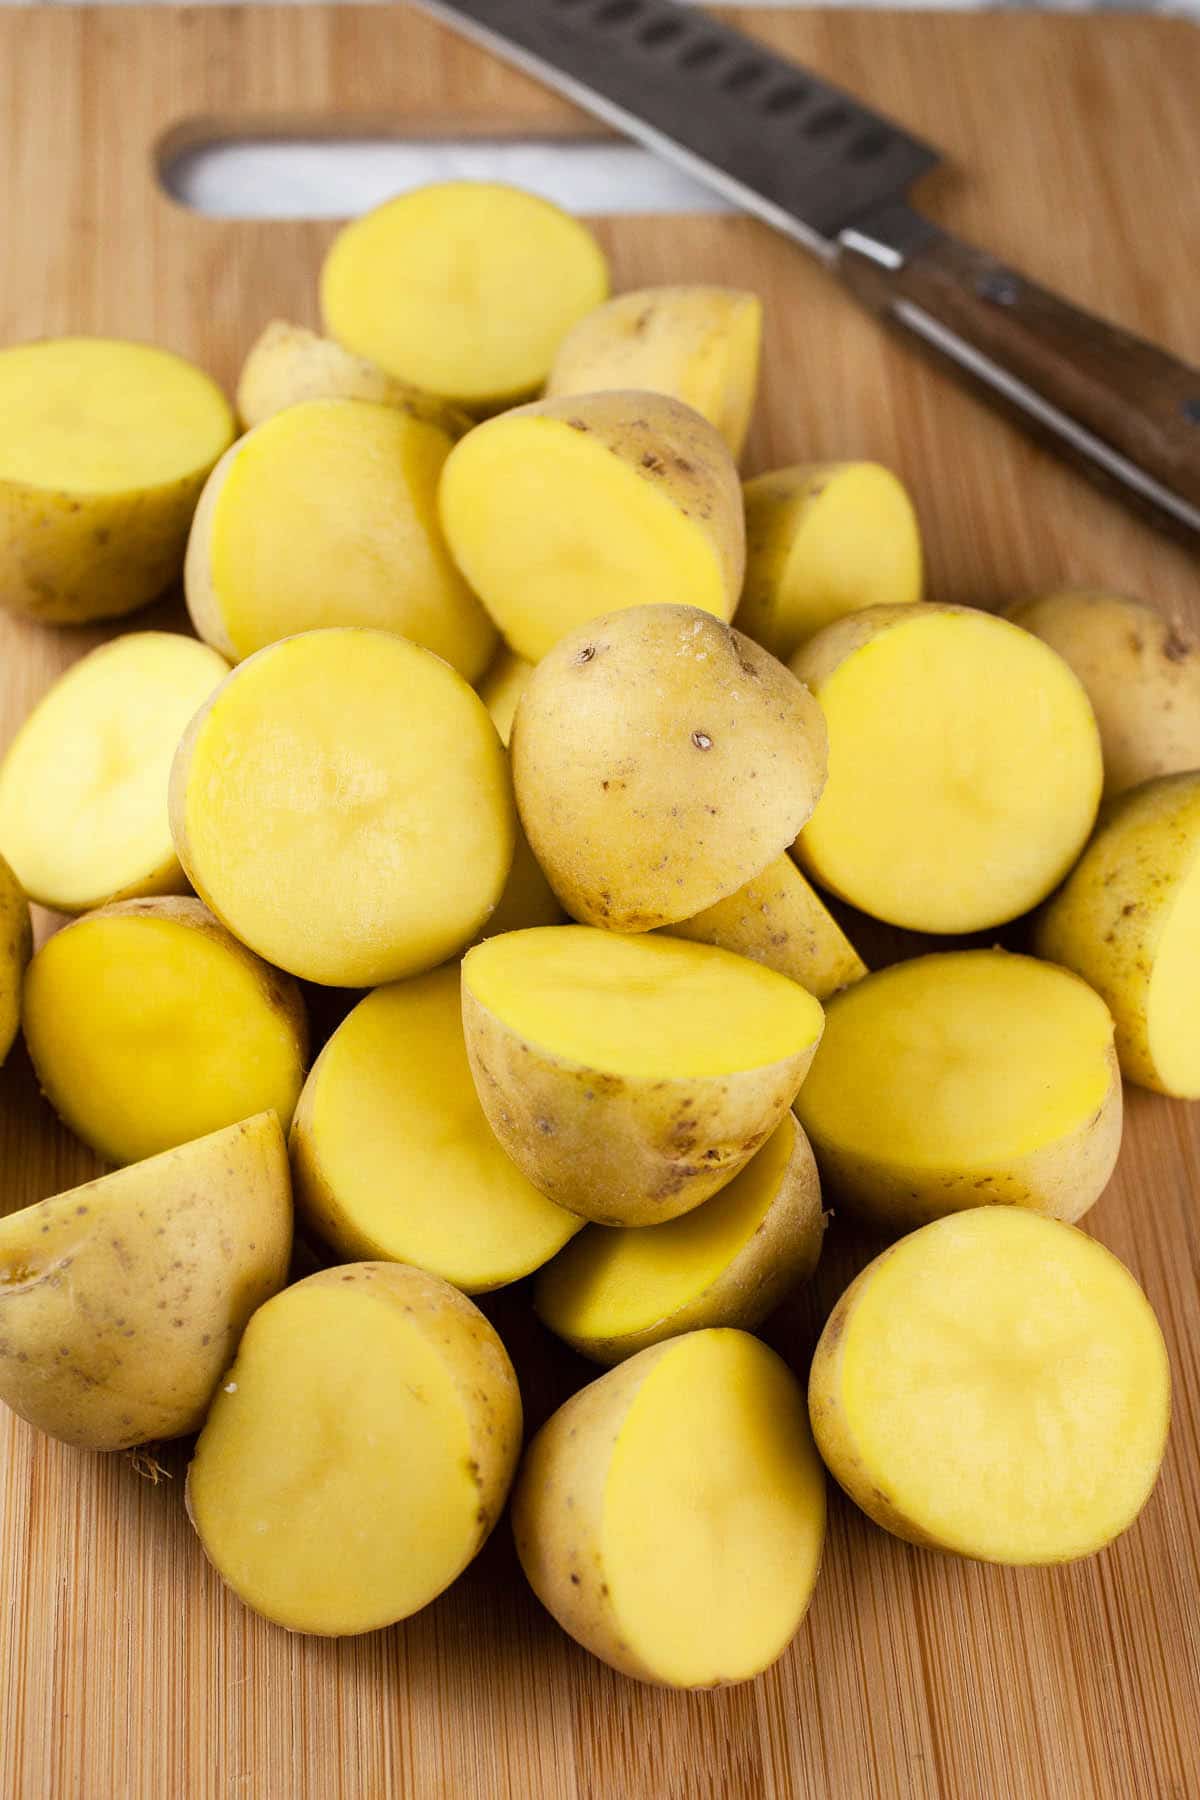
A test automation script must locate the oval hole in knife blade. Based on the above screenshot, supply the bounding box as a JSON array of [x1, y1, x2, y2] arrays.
[[157, 129, 733, 220]]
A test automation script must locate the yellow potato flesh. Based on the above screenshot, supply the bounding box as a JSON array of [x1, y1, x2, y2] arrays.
[[0, 634, 228, 913], [320, 181, 609, 406], [797, 951, 1112, 1171], [1147, 849, 1200, 1093], [439, 415, 729, 664], [0, 337, 233, 492], [605, 1332, 825, 1685], [798, 609, 1102, 931], [190, 1281, 482, 1634], [741, 463, 921, 657], [818, 1209, 1169, 1562], [466, 926, 823, 1081], [537, 1114, 796, 1340], [172, 628, 513, 986], [198, 399, 494, 676], [0, 853, 31, 1066], [23, 908, 306, 1165], [293, 969, 579, 1291], [477, 649, 534, 748]]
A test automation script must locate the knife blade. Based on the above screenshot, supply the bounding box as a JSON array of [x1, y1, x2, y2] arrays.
[[414, 0, 1200, 541]]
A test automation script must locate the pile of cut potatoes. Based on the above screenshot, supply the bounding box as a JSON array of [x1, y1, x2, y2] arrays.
[[0, 177, 1194, 1687]]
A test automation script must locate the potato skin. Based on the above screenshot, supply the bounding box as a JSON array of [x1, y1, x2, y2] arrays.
[[0, 852, 31, 1066], [236, 320, 471, 436], [663, 854, 865, 1001], [804, 1044, 1123, 1231], [0, 1113, 292, 1450], [513, 606, 828, 932], [462, 977, 818, 1226], [1007, 590, 1200, 797], [535, 1117, 825, 1363], [1035, 772, 1200, 1093]]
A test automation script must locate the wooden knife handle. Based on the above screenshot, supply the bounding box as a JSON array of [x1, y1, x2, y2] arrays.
[[836, 205, 1200, 541]]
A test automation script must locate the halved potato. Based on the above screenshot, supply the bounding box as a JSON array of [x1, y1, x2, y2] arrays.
[[1035, 771, 1200, 1096], [0, 852, 31, 1067], [188, 1262, 522, 1635], [0, 1113, 291, 1450], [0, 632, 229, 914], [809, 1208, 1170, 1563], [462, 926, 824, 1226], [477, 648, 534, 749], [795, 950, 1121, 1231], [236, 320, 471, 436], [513, 1329, 826, 1686], [535, 1113, 823, 1364], [439, 392, 745, 663], [291, 966, 580, 1292], [22, 897, 308, 1166]]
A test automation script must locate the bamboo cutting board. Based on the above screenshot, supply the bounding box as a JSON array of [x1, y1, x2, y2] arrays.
[[2, 7, 1199, 1797]]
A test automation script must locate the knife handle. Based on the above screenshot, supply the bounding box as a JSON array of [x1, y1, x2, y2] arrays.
[[836, 204, 1200, 541]]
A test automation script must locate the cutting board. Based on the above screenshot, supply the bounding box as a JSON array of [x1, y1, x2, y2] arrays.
[[2, 7, 1199, 1797]]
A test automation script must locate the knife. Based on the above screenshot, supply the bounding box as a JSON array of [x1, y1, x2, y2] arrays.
[[414, 0, 1200, 542]]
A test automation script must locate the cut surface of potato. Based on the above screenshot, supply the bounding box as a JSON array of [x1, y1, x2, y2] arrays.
[[320, 181, 609, 408], [439, 392, 745, 664], [513, 1329, 825, 1686], [0, 1113, 292, 1450], [477, 649, 534, 748], [1, 852, 31, 1067], [186, 397, 495, 678], [236, 319, 471, 436], [513, 606, 827, 931], [171, 628, 514, 987], [739, 462, 922, 660], [535, 1113, 823, 1364], [188, 1262, 522, 1635], [0, 633, 229, 913], [1007, 589, 1200, 797], [545, 286, 762, 458], [0, 336, 234, 622], [663, 853, 865, 1001], [793, 604, 1103, 932], [809, 1208, 1170, 1563], [23, 897, 308, 1166], [291, 967, 580, 1292], [462, 926, 823, 1225], [795, 950, 1120, 1230], [1036, 772, 1200, 1096]]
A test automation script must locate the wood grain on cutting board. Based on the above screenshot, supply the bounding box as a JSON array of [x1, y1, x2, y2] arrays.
[[1, 8, 1199, 1798]]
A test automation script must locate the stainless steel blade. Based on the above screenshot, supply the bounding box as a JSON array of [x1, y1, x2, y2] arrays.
[[413, 0, 940, 257]]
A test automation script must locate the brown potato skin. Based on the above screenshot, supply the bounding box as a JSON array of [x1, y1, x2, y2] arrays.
[[462, 976, 819, 1226], [236, 320, 472, 436], [0, 852, 31, 1065], [662, 854, 865, 1001], [1007, 590, 1200, 797], [512, 606, 828, 932], [0, 1113, 292, 1450], [535, 1115, 826, 1363]]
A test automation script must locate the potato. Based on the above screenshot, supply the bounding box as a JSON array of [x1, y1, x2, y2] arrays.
[[475, 650, 564, 933], [477, 649, 534, 749], [795, 950, 1121, 1231], [535, 1113, 823, 1364], [291, 966, 579, 1291], [187, 1262, 522, 1635], [1006, 589, 1200, 797], [462, 926, 824, 1226], [738, 462, 922, 660], [321, 180, 609, 410], [185, 398, 495, 678], [0, 852, 31, 1067], [170, 627, 514, 986], [513, 1328, 825, 1686], [0, 633, 228, 914], [0, 1113, 291, 1451], [513, 606, 827, 931], [545, 286, 762, 459], [236, 319, 471, 436], [438, 393, 746, 663], [0, 336, 234, 623], [663, 852, 865, 1001], [1035, 771, 1200, 1096], [809, 1208, 1170, 1563], [23, 897, 308, 1166], [792, 603, 1102, 932]]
